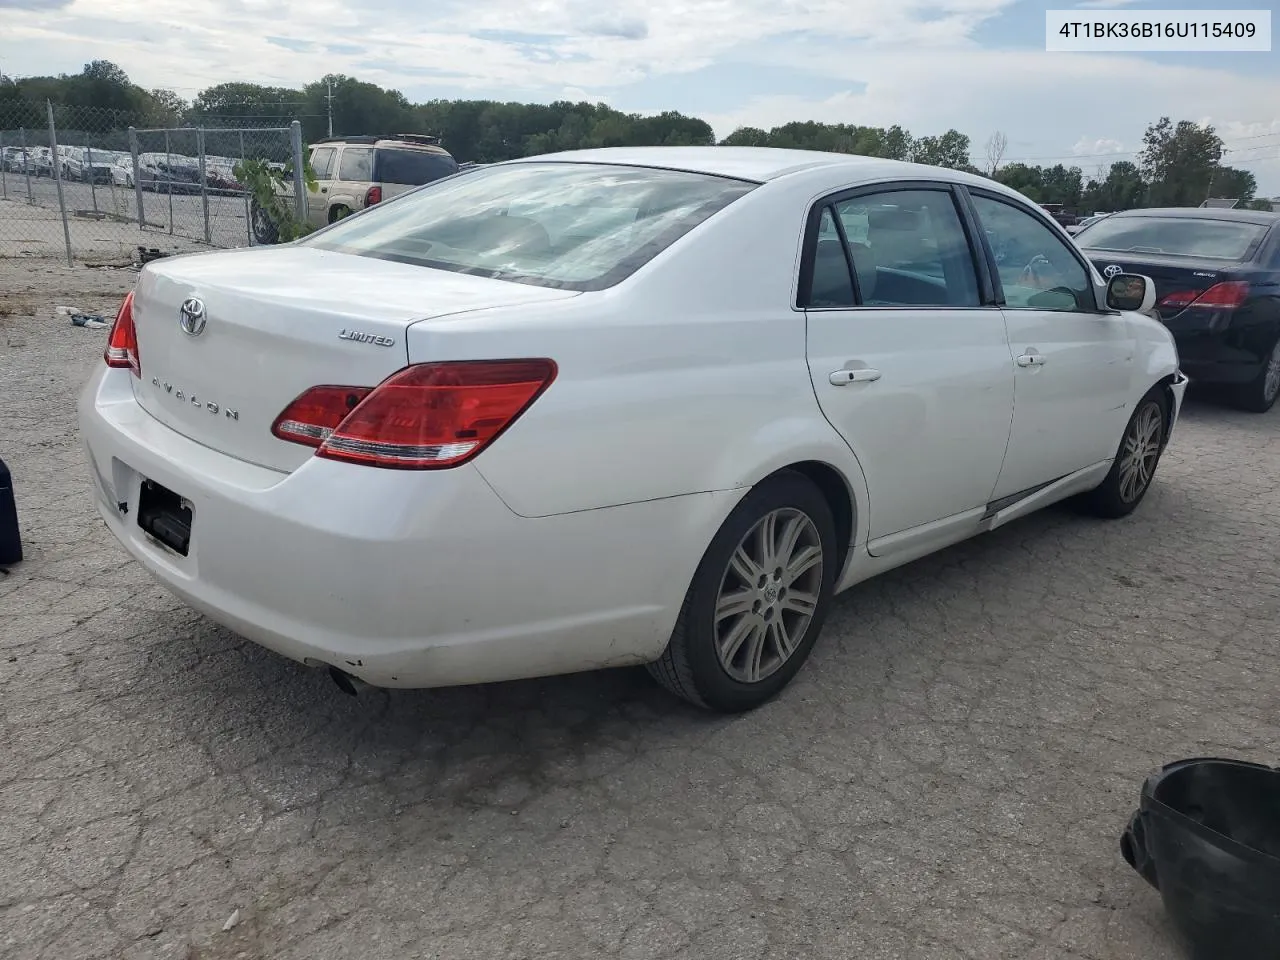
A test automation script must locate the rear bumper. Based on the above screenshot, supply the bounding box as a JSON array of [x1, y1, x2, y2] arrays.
[[1175, 335, 1264, 385], [79, 366, 734, 689]]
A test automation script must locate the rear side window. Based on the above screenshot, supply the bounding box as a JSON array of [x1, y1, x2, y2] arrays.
[[374, 148, 459, 186], [806, 208, 855, 307], [338, 147, 372, 182], [810, 188, 981, 308], [1078, 215, 1269, 261], [304, 162, 755, 291]]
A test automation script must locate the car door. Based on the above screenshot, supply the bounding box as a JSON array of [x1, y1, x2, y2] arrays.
[[306, 146, 338, 227], [334, 145, 373, 217], [963, 189, 1136, 500], [803, 183, 1016, 549]]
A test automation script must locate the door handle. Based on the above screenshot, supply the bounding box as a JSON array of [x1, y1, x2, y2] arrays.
[[829, 368, 882, 385], [1016, 353, 1045, 368]]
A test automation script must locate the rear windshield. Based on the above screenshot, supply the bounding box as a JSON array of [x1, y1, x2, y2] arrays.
[[374, 148, 459, 186], [304, 162, 756, 291], [1078, 216, 1268, 261]]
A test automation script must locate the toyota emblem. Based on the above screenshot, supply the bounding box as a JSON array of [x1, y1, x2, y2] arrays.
[[179, 297, 207, 336], [1102, 264, 1123, 279]]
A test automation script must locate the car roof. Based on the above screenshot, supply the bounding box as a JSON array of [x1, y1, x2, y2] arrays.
[[313, 135, 451, 154], [1106, 206, 1280, 225], [503, 146, 998, 190]]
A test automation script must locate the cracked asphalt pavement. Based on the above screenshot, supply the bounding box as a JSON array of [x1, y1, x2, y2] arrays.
[[3, 263, 1279, 960]]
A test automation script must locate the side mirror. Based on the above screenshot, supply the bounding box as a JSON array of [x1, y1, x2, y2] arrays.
[[1106, 273, 1157, 314]]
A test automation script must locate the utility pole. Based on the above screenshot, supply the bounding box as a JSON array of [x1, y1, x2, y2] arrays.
[[326, 79, 334, 138]]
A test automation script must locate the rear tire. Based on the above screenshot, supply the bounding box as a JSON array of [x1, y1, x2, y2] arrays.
[[1232, 336, 1280, 413], [647, 471, 838, 713], [1080, 387, 1169, 519], [328, 204, 352, 224], [250, 200, 279, 245]]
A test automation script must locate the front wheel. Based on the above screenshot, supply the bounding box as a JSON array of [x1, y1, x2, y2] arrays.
[[1080, 387, 1169, 519], [647, 471, 838, 712]]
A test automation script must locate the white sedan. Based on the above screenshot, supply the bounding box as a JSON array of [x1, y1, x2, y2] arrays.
[[79, 147, 1185, 712]]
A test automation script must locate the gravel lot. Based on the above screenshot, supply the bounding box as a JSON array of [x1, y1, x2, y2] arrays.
[[3, 260, 1279, 960]]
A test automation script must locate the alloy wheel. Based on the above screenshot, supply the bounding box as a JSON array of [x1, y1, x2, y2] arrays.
[[1118, 401, 1163, 503], [1263, 341, 1280, 404], [714, 507, 824, 684]]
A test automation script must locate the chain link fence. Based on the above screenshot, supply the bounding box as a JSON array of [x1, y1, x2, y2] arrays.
[[0, 99, 303, 263]]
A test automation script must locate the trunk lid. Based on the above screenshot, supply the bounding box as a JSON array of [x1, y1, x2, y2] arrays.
[[1083, 251, 1231, 304], [130, 245, 578, 472]]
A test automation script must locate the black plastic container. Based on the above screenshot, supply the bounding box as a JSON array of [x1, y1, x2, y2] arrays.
[[1121, 758, 1280, 960], [0, 456, 21, 565]]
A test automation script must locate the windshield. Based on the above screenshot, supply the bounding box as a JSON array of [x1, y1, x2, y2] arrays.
[[305, 162, 756, 291], [1078, 216, 1267, 260]]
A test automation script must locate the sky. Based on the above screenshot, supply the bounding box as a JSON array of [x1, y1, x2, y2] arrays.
[[2, 0, 1279, 194]]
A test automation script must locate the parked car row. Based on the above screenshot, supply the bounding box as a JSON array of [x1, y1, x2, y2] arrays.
[[2, 145, 53, 176], [0, 144, 255, 195]]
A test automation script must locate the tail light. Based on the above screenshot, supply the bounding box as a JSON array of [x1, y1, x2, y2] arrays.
[[104, 291, 140, 377], [365, 185, 382, 206], [1158, 281, 1250, 312], [271, 385, 373, 447], [272, 359, 557, 469]]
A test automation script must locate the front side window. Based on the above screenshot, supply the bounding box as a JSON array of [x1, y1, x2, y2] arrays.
[[338, 147, 372, 182], [832, 189, 981, 307], [310, 147, 336, 180], [970, 193, 1094, 312], [304, 162, 755, 291]]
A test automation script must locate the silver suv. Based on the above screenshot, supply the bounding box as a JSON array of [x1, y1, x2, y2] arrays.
[[253, 134, 459, 243]]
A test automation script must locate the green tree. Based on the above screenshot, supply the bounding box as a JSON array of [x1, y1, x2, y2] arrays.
[[911, 130, 971, 169], [190, 82, 304, 126], [1140, 117, 1223, 206], [302, 75, 418, 142], [721, 126, 770, 147], [1209, 166, 1257, 205], [1039, 164, 1084, 207], [148, 88, 188, 126], [994, 162, 1045, 202]]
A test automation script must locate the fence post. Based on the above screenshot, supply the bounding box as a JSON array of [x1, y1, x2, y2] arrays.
[[86, 143, 99, 218], [46, 100, 73, 266], [164, 129, 174, 235], [1, 129, 6, 200], [290, 120, 305, 223], [128, 126, 144, 229], [197, 127, 211, 244], [240, 130, 252, 246], [21, 128, 33, 205]]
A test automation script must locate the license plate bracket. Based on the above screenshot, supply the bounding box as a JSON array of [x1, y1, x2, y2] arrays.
[[137, 479, 193, 556]]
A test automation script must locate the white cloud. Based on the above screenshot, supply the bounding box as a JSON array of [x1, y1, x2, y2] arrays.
[[1071, 136, 1126, 157], [1073, 0, 1147, 7]]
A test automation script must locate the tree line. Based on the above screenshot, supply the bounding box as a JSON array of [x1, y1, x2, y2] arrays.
[[1, 61, 1270, 212]]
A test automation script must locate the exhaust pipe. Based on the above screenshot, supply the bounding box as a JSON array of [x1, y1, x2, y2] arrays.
[[328, 665, 369, 697]]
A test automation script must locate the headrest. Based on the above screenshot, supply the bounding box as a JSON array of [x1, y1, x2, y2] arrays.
[[868, 207, 920, 232]]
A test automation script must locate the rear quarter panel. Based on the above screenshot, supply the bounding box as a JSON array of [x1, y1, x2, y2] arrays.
[[403, 182, 869, 523]]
